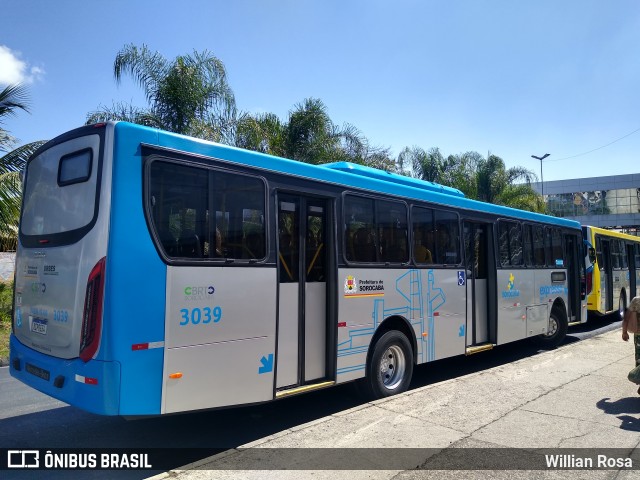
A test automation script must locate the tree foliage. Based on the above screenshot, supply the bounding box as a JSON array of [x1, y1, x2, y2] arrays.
[[237, 98, 394, 170], [87, 45, 542, 210], [0, 85, 46, 250], [398, 146, 444, 182], [87, 44, 236, 142], [405, 147, 543, 212]]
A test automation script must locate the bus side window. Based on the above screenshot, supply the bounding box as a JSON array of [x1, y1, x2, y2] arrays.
[[377, 200, 408, 263], [498, 221, 510, 266], [523, 224, 534, 266], [353, 227, 376, 262], [411, 206, 434, 265], [550, 228, 563, 267], [149, 160, 265, 262], [178, 231, 203, 258], [434, 210, 460, 265], [611, 240, 620, 269], [498, 220, 523, 267], [345, 195, 376, 263], [595, 236, 604, 269], [159, 221, 179, 257], [244, 231, 264, 259], [510, 222, 523, 266], [533, 225, 545, 267], [620, 240, 628, 269]]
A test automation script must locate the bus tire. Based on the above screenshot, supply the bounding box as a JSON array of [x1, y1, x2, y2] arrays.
[[619, 292, 627, 321], [360, 330, 413, 400], [533, 309, 567, 349]]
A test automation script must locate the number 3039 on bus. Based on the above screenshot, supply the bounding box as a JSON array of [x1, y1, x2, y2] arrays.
[[179, 307, 222, 326]]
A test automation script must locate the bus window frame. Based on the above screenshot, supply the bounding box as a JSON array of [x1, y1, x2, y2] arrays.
[[497, 219, 524, 268], [143, 154, 270, 267], [411, 205, 436, 266], [342, 192, 410, 266], [409, 203, 462, 268], [546, 227, 564, 268], [57, 148, 93, 187], [433, 209, 462, 266], [19, 125, 106, 249]]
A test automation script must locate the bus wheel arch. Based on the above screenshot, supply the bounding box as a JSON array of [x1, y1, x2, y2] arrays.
[[360, 316, 415, 399], [369, 315, 417, 364]]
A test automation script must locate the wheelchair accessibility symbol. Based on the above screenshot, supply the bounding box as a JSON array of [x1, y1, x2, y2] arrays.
[[457, 271, 466, 286]]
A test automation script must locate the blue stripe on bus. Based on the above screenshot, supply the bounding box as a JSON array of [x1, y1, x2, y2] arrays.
[[107, 123, 166, 415], [337, 365, 365, 374]]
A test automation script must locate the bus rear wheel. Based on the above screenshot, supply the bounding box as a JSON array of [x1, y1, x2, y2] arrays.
[[619, 292, 627, 321], [533, 309, 567, 349], [360, 330, 413, 400]]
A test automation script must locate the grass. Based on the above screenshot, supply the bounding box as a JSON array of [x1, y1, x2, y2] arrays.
[[0, 281, 12, 362]]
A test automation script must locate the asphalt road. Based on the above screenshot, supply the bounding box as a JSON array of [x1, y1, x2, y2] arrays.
[[0, 314, 623, 479]]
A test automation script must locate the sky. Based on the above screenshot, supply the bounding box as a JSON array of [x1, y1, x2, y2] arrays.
[[2, 0, 640, 182]]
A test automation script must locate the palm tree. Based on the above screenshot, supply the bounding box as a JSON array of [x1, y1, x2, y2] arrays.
[[475, 154, 543, 212], [236, 98, 393, 169], [397, 145, 543, 211], [399, 146, 445, 183], [441, 151, 482, 199], [0, 84, 46, 250], [235, 112, 287, 156], [87, 44, 236, 142]]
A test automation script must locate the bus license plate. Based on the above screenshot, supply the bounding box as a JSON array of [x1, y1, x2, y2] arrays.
[[26, 363, 50, 381], [31, 318, 48, 335]]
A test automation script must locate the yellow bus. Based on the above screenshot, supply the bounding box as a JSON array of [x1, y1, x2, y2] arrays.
[[583, 225, 640, 318]]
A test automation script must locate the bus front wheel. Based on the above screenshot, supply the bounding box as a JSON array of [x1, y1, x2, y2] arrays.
[[360, 330, 413, 400]]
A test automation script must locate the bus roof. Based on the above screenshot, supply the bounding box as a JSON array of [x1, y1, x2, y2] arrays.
[[320, 162, 466, 198], [584, 225, 640, 242], [116, 122, 581, 230]]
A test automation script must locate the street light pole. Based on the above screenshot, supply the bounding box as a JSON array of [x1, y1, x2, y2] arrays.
[[531, 153, 550, 198]]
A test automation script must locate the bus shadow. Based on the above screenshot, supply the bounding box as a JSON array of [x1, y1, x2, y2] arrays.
[[410, 339, 549, 387], [0, 339, 570, 478], [571, 313, 621, 334]]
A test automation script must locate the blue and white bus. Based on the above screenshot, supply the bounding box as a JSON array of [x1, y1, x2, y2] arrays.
[[10, 122, 587, 415]]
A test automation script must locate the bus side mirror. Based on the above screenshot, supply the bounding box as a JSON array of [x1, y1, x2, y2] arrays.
[[588, 247, 596, 264]]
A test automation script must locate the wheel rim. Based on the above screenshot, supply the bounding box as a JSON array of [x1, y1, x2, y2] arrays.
[[546, 316, 558, 337], [379, 345, 406, 390]]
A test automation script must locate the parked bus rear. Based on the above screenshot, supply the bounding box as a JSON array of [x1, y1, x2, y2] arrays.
[[10, 122, 165, 415]]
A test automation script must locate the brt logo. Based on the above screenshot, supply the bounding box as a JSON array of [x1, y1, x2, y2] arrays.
[[30, 282, 46, 294], [183, 286, 215, 296]]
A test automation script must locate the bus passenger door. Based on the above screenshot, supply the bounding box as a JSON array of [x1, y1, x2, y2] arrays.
[[627, 244, 637, 300], [276, 194, 333, 394], [463, 221, 496, 350], [600, 239, 613, 311], [564, 234, 582, 324]]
